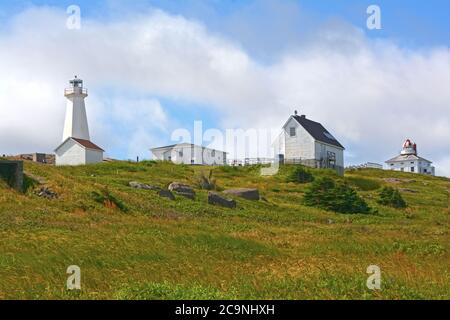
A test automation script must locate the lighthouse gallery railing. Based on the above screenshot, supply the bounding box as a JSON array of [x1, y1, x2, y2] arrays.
[[64, 88, 88, 95]]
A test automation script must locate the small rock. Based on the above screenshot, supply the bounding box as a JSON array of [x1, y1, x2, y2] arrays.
[[168, 182, 195, 199], [177, 192, 196, 200], [399, 188, 419, 193], [223, 188, 260, 200], [129, 181, 160, 190], [36, 187, 58, 199], [208, 192, 236, 208], [327, 219, 335, 224], [158, 190, 175, 200]]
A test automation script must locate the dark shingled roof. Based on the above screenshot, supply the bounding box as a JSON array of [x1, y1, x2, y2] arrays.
[[72, 138, 105, 151], [293, 115, 344, 149]]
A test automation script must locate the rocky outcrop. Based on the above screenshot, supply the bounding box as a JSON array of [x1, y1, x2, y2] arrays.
[[168, 182, 196, 199], [158, 190, 175, 200], [208, 192, 236, 208], [128, 181, 160, 191], [36, 187, 58, 199], [223, 188, 260, 200]]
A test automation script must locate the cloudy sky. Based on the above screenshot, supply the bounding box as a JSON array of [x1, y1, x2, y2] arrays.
[[0, 0, 449, 176]]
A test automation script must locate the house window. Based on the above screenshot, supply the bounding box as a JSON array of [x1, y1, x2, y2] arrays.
[[179, 151, 183, 157], [289, 127, 296, 137], [326, 151, 336, 167], [424, 169, 427, 173], [410, 162, 414, 164], [400, 168, 404, 172], [191, 159, 195, 164], [411, 167, 415, 172], [390, 163, 394, 166], [211, 150, 216, 157]]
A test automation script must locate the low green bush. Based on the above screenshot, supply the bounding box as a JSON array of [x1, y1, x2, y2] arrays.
[[91, 188, 128, 212], [287, 166, 314, 184], [377, 186, 407, 208], [303, 177, 371, 214]]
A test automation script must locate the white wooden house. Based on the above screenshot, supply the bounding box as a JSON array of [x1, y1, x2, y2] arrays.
[[281, 112, 345, 171], [151, 143, 227, 165]]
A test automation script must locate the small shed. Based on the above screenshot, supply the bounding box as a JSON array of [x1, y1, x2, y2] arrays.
[[55, 137, 104, 166]]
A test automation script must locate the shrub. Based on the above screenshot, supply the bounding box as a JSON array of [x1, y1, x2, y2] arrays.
[[303, 177, 371, 214], [196, 170, 217, 190], [377, 187, 407, 208], [91, 188, 128, 212], [287, 166, 314, 184]]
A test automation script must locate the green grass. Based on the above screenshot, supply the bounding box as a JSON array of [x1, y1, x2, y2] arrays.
[[0, 161, 448, 300]]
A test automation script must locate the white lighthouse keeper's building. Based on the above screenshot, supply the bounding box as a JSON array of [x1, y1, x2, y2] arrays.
[[55, 77, 104, 166]]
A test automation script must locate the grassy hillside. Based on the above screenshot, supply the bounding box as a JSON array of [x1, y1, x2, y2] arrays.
[[0, 161, 448, 299]]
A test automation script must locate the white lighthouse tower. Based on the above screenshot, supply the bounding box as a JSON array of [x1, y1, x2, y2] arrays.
[[55, 76, 104, 166], [62, 76, 90, 141]]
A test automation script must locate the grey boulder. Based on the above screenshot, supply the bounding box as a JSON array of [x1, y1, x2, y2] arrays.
[[158, 190, 175, 200], [208, 192, 236, 208], [168, 182, 196, 199], [223, 188, 260, 200], [129, 181, 160, 190]]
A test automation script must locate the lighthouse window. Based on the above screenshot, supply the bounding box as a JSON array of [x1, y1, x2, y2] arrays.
[[289, 127, 296, 137], [411, 167, 415, 172]]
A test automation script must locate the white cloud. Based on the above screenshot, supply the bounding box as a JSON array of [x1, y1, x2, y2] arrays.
[[0, 6, 449, 176], [434, 157, 450, 178]]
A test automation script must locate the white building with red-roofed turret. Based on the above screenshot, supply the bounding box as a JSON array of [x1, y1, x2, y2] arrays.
[[385, 139, 435, 175]]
